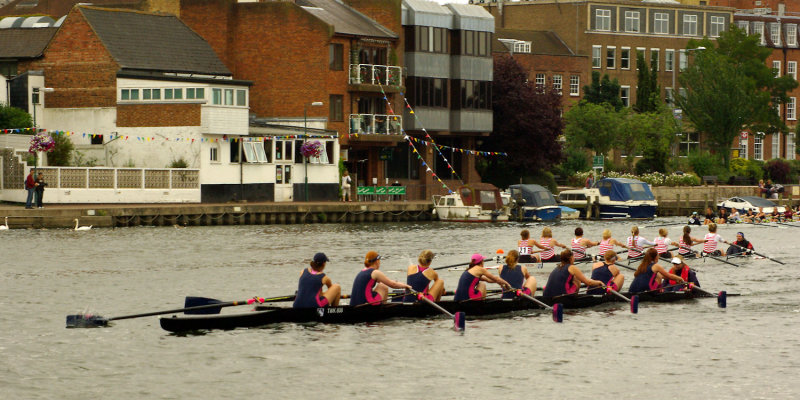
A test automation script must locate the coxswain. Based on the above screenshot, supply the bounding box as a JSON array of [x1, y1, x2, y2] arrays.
[[405, 249, 445, 302], [517, 229, 544, 263], [349, 251, 411, 306], [453, 253, 511, 301], [653, 228, 673, 259], [628, 248, 685, 293], [677, 225, 705, 258], [688, 211, 702, 226], [571, 227, 599, 262], [587, 250, 625, 295], [626, 226, 655, 261], [293, 253, 342, 308], [538, 227, 568, 263], [726, 232, 754, 256], [598, 229, 628, 258], [498, 250, 537, 299], [662, 255, 700, 292], [542, 249, 604, 297], [702, 223, 727, 256]]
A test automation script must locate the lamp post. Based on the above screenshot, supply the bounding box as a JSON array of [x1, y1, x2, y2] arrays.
[[671, 47, 704, 156], [304, 101, 324, 202], [31, 87, 54, 128]]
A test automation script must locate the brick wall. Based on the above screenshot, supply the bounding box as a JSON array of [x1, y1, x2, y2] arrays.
[[178, 0, 236, 68], [508, 52, 590, 111], [20, 7, 118, 108], [117, 103, 201, 127], [344, 0, 404, 65]]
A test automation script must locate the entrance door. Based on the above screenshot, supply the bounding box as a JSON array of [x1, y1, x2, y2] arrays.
[[275, 164, 293, 202]]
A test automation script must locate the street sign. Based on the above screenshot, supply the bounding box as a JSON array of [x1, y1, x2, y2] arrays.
[[357, 186, 375, 195], [673, 109, 682, 120], [740, 131, 748, 139], [592, 155, 604, 168]]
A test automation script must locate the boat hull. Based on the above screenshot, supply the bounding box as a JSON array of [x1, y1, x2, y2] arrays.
[[512, 206, 561, 222]]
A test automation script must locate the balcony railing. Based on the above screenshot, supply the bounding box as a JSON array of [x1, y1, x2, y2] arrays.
[[349, 114, 402, 135], [348, 64, 403, 86]]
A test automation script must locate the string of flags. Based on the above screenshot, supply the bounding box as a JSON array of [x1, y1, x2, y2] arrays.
[[1, 128, 337, 142], [406, 135, 508, 157]]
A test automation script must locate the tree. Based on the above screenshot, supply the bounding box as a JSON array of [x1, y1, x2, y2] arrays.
[[0, 104, 33, 129], [482, 54, 563, 185], [678, 27, 798, 167], [582, 71, 623, 110], [563, 101, 621, 157], [634, 51, 661, 113], [48, 132, 74, 166]]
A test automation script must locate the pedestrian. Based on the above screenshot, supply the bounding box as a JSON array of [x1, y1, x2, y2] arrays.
[[24, 171, 36, 209], [341, 170, 352, 202], [584, 174, 594, 188], [34, 172, 47, 209]]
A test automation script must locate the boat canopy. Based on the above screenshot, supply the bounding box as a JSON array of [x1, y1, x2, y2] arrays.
[[459, 183, 502, 210], [508, 184, 557, 207], [596, 178, 655, 201]]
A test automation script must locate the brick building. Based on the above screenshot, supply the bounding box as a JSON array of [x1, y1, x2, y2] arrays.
[[0, 24, 56, 107]]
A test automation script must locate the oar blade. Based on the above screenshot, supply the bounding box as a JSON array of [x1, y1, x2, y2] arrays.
[[453, 311, 466, 332], [552, 303, 563, 323], [717, 291, 727, 308], [66, 314, 109, 328], [184, 296, 223, 315], [630, 295, 639, 314]]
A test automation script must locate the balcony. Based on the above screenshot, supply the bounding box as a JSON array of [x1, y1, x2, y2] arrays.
[[349, 114, 402, 135], [348, 64, 403, 93]]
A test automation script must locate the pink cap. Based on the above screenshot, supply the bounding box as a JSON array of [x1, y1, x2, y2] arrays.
[[470, 253, 486, 265]]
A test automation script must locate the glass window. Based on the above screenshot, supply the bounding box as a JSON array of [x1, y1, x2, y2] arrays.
[[771, 23, 781, 46], [196, 88, 204, 100], [329, 43, 343, 70], [187, 88, 195, 99], [165, 88, 173, 100], [552, 74, 562, 94], [419, 26, 429, 52], [737, 21, 749, 34], [621, 47, 630, 70], [121, 89, 130, 101], [130, 89, 139, 100], [535, 73, 545, 88], [787, 133, 795, 160], [152, 89, 160, 100], [621, 86, 630, 107], [666, 49, 674, 72], [787, 25, 798, 46], [683, 14, 697, 36], [654, 13, 669, 34], [242, 141, 256, 162], [754, 134, 763, 160], [788, 97, 797, 120], [514, 41, 531, 53], [173, 88, 183, 100], [666, 88, 674, 106], [774, 60, 781, 77], [329, 95, 343, 121], [236, 90, 246, 106], [596, 9, 611, 31], [754, 22, 765, 44], [143, 89, 152, 100], [308, 141, 330, 164], [606, 46, 616, 69], [679, 49, 687, 70], [570, 75, 580, 96], [624, 11, 639, 33], [772, 133, 780, 159], [210, 145, 218, 162], [710, 16, 725, 37], [592, 45, 602, 68], [212, 88, 222, 105], [224, 89, 233, 105], [651, 48, 660, 71], [788, 61, 797, 80]]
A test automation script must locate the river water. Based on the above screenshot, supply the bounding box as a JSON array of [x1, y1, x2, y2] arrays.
[[1, 218, 798, 399]]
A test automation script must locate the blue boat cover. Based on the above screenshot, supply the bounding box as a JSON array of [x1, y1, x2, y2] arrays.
[[509, 184, 557, 207], [595, 178, 655, 202]]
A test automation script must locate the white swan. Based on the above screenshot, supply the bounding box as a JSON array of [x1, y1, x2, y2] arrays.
[[74, 218, 92, 231], [0, 216, 8, 230]]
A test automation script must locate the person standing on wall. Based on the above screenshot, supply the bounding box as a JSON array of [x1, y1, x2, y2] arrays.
[[34, 172, 47, 209], [341, 170, 352, 202], [24, 171, 36, 209]]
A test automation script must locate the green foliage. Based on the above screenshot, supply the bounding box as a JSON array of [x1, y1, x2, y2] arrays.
[[729, 158, 764, 182], [0, 104, 33, 129], [617, 108, 676, 172], [571, 170, 700, 186], [169, 157, 188, 168], [764, 158, 791, 183], [523, 171, 558, 193], [635, 147, 669, 174], [556, 147, 590, 177], [634, 51, 661, 113], [582, 71, 623, 110], [47, 133, 73, 166], [72, 150, 97, 167], [688, 150, 730, 181], [563, 101, 620, 156]]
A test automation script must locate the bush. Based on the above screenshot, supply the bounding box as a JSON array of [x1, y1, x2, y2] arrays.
[[168, 157, 189, 168], [764, 158, 791, 183], [688, 151, 720, 177], [0, 104, 32, 129], [569, 170, 700, 187], [634, 148, 669, 175], [47, 132, 74, 166], [523, 171, 557, 193], [557, 147, 590, 178]]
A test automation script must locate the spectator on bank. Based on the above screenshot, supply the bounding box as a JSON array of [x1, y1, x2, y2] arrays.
[[24, 171, 36, 209], [758, 179, 766, 197], [341, 170, 352, 202], [585, 175, 594, 188], [34, 172, 47, 209]]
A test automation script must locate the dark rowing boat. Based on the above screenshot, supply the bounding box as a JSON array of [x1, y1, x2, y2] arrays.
[[159, 290, 715, 333]]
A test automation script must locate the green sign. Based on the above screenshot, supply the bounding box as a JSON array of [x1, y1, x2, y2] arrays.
[[387, 186, 406, 195], [592, 155, 604, 168], [356, 186, 406, 195], [375, 186, 388, 195], [357, 186, 375, 195]]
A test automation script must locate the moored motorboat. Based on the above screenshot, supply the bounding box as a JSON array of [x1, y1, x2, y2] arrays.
[[508, 184, 561, 222], [432, 184, 510, 222], [557, 178, 658, 219]]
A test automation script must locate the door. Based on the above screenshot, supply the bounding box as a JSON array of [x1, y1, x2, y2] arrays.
[[274, 140, 294, 202]]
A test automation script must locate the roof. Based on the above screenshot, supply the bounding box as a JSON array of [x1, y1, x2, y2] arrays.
[[0, 27, 56, 58], [403, 0, 451, 15], [493, 29, 575, 56], [0, 0, 142, 18], [78, 6, 231, 76], [299, 0, 397, 39]]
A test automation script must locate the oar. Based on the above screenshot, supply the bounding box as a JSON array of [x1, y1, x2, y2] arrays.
[[688, 284, 727, 308], [384, 261, 471, 273], [184, 294, 296, 314], [513, 289, 563, 322], [701, 252, 740, 267], [725, 242, 785, 265], [65, 296, 272, 328], [645, 221, 689, 228], [410, 292, 465, 332], [605, 287, 639, 314]]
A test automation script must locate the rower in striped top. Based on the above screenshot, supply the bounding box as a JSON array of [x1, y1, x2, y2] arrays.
[[677, 225, 705, 258], [702, 223, 727, 256], [517, 229, 546, 263], [626, 226, 655, 261], [538, 227, 568, 263], [571, 227, 598, 262], [653, 228, 673, 259], [598, 229, 628, 258]]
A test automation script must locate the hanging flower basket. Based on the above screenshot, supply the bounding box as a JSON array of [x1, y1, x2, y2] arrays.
[[300, 140, 323, 159], [29, 132, 55, 154]]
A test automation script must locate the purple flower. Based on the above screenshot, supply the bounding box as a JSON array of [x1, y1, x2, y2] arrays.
[[300, 140, 323, 158], [29, 133, 55, 154]]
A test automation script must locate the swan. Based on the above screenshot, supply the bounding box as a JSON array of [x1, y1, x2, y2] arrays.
[[0, 216, 8, 230], [74, 218, 92, 231]]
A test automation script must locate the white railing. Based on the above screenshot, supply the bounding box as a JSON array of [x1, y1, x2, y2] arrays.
[[348, 114, 403, 135], [34, 167, 199, 189], [348, 64, 403, 86]]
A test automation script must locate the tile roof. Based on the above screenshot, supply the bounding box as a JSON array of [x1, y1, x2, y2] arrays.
[[0, 0, 142, 18], [0, 27, 56, 58], [79, 6, 231, 76], [493, 29, 575, 56], [299, 0, 397, 39]]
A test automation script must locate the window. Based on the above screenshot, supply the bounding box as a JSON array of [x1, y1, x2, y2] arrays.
[[790, 61, 798, 80], [787, 25, 798, 46], [121, 89, 139, 101], [772, 133, 781, 158], [275, 140, 293, 161], [654, 12, 669, 34], [679, 49, 687, 70], [621, 47, 631, 70], [513, 41, 531, 53], [212, 88, 222, 105], [570, 75, 580, 96], [773, 60, 781, 77], [771, 23, 781, 46], [308, 141, 331, 164], [224, 89, 234, 105], [754, 22, 765, 45], [411, 77, 447, 108], [236, 90, 247, 106], [789, 97, 797, 120], [651, 48, 660, 71], [535, 73, 545, 88], [596, 9, 611, 31], [186, 88, 204, 100], [737, 21, 749, 34], [329, 43, 343, 71], [710, 16, 725, 37], [329, 95, 343, 121], [459, 80, 492, 110], [666, 49, 675, 72], [620, 86, 630, 107], [636, 47, 646, 70], [552, 75, 562, 94], [666, 88, 674, 106], [210, 145, 218, 162], [678, 132, 700, 157], [754, 134, 763, 160], [741, 135, 748, 160], [624, 11, 639, 33], [683, 14, 697, 36], [143, 89, 152, 100], [788, 133, 796, 160], [592, 45, 602, 68], [606, 46, 616, 69]]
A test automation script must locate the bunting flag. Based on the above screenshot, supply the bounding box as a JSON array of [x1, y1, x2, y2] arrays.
[[1, 127, 43, 134], [405, 136, 508, 157], [1, 128, 336, 143]]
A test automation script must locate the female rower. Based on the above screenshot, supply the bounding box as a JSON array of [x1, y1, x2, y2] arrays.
[[538, 227, 568, 263], [677, 225, 705, 258], [498, 250, 537, 299], [702, 223, 727, 256], [626, 226, 655, 260], [653, 228, 673, 258], [598, 229, 628, 257], [453, 253, 511, 301], [716, 208, 729, 224], [542, 249, 604, 297], [571, 227, 598, 262], [405, 249, 445, 301], [729, 209, 742, 223], [726, 232, 754, 256], [629, 248, 685, 293], [770, 208, 781, 222], [517, 229, 544, 263], [703, 207, 716, 225], [742, 209, 756, 223], [587, 250, 625, 295], [754, 207, 767, 223], [783, 207, 794, 222], [662, 255, 700, 291], [293, 252, 342, 308], [350, 251, 412, 306]]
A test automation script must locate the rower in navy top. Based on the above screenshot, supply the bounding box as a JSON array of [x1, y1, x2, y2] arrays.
[[542, 249, 604, 298], [498, 250, 537, 299], [453, 253, 510, 301], [293, 252, 341, 308], [629, 248, 684, 293], [588, 250, 625, 295], [349, 251, 411, 306], [405, 249, 445, 302], [662, 255, 700, 292]]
